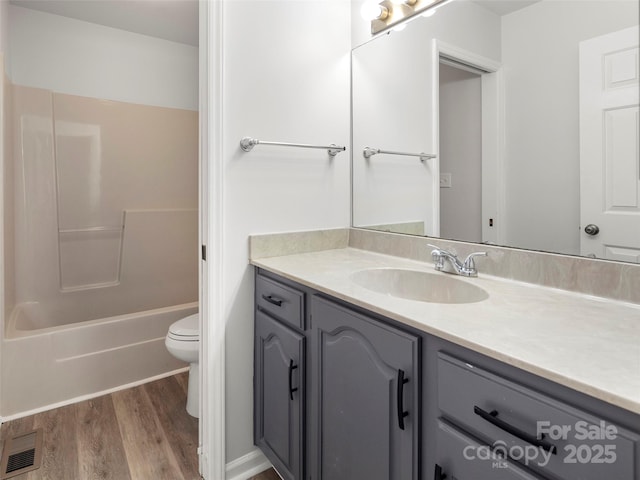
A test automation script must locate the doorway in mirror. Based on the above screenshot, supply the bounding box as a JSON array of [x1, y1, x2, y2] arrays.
[[439, 61, 483, 243]]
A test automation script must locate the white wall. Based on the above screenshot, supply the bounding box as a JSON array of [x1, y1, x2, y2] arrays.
[[9, 5, 198, 110], [351, 0, 372, 49], [221, 0, 351, 466], [502, 0, 638, 255]]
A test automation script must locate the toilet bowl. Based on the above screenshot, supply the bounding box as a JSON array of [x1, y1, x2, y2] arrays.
[[165, 313, 199, 417]]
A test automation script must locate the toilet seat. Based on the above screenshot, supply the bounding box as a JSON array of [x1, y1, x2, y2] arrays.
[[168, 313, 199, 341]]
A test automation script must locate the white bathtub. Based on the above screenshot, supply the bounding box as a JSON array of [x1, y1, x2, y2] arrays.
[[2, 301, 197, 419]]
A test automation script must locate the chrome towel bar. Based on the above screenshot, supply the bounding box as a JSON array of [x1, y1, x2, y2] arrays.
[[240, 137, 346, 157], [363, 147, 436, 162]]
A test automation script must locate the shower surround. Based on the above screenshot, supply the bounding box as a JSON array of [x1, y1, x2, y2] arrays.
[[2, 83, 198, 417]]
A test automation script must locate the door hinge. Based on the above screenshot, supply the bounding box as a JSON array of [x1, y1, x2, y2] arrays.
[[201, 245, 207, 261]]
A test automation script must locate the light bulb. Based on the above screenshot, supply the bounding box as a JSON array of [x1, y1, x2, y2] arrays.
[[360, 1, 390, 21]]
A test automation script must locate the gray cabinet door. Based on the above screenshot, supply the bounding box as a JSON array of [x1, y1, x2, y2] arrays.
[[254, 310, 305, 480], [310, 295, 420, 480]]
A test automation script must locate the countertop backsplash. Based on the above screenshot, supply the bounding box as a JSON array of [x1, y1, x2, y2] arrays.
[[250, 228, 640, 305]]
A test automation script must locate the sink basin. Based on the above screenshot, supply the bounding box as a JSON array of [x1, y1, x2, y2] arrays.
[[349, 268, 489, 304]]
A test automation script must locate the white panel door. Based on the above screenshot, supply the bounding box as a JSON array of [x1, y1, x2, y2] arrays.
[[580, 26, 640, 262]]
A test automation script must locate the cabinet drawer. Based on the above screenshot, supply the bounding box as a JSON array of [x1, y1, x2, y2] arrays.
[[435, 420, 544, 480], [256, 274, 304, 329], [437, 353, 639, 480]]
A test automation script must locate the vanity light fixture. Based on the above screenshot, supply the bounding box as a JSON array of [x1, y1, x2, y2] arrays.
[[369, 0, 450, 34], [361, 0, 390, 21], [390, 0, 417, 5]]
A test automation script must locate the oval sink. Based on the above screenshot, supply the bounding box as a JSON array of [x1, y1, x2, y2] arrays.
[[349, 268, 489, 304]]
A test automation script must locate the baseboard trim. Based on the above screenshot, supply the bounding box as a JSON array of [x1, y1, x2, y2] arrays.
[[225, 448, 272, 480]]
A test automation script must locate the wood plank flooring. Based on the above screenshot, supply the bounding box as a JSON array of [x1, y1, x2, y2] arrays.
[[248, 468, 280, 480], [0, 372, 199, 480]]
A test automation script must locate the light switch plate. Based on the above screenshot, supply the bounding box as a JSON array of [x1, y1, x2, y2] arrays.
[[440, 173, 452, 188]]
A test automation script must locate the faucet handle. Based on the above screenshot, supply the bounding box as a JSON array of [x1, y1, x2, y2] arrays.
[[462, 251, 488, 272], [427, 244, 448, 270]]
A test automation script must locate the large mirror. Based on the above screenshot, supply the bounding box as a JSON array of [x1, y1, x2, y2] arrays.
[[352, 0, 639, 263]]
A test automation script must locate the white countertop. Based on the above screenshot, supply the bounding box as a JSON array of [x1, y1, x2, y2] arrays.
[[251, 247, 640, 414]]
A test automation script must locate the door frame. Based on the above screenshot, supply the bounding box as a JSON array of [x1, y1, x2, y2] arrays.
[[431, 40, 505, 245], [199, 1, 226, 479]]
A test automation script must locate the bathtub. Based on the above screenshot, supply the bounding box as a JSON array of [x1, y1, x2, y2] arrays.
[[2, 301, 197, 419]]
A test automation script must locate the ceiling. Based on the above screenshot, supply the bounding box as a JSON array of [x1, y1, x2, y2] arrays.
[[9, 0, 542, 47], [10, 0, 199, 46]]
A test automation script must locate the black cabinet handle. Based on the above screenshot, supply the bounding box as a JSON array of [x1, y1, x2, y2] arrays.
[[397, 369, 410, 430], [473, 406, 557, 454], [288, 359, 298, 401], [434, 464, 447, 480], [262, 294, 283, 307]]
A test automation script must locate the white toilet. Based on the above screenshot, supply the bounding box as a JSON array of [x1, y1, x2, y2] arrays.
[[165, 313, 200, 417]]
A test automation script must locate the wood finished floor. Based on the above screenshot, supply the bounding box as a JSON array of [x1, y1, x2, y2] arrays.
[[0, 372, 200, 480], [248, 468, 280, 480]]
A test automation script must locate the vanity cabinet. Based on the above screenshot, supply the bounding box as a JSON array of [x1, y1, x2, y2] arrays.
[[435, 352, 639, 480], [309, 295, 420, 480], [254, 269, 640, 480], [254, 270, 421, 480]]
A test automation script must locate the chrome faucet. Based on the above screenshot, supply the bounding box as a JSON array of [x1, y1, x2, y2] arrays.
[[428, 244, 487, 277]]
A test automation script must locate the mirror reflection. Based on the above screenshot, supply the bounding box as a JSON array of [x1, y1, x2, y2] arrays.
[[352, 0, 639, 263]]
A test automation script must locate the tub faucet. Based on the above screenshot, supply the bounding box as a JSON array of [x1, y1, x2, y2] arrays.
[[428, 244, 487, 277]]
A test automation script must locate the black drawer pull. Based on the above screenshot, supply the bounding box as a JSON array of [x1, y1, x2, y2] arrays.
[[288, 359, 298, 401], [473, 406, 557, 454], [262, 294, 283, 307], [397, 369, 410, 430], [434, 464, 447, 480]]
